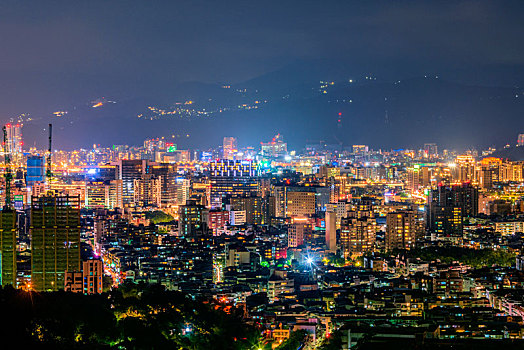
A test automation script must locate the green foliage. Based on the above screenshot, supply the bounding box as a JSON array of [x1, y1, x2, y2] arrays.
[[0, 283, 258, 349], [317, 329, 343, 350], [330, 255, 346, 267], [394, 247, 516, 268], [275, 330, 308, 350], [145, 210, 174, 224]]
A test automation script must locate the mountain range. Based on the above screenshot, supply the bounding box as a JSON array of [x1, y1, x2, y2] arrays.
[[12, 61, 524, 151]]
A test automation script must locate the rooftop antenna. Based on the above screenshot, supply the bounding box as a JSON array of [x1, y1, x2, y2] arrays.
[[2, 125, 12, 209], [46, 123, 52, 181]]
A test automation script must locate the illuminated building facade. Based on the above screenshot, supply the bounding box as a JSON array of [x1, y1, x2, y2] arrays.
[[423, 143, 438, 158], [64, 259, 103, 294], [116, 159, 144, 206], [261, 134, 287, 157], [352, 144, 369, 156], [208, 210, 229, 235], [5, 123, 23, 158], [26, 155, 45, 186], [223, 137, 237, 160], [230, 195, 266, 225], [178, 200, 209, 236], [31, 195, 81, 291], [209, 160, 259, 209], [287, 218, 311, 247], [133, 174, 162, 207], [340, 216, 376, 258], [386, 211, 421, 251], [0, 210, 16, 286], [428, 183, 478, 237], [325, 210, 337, 253]]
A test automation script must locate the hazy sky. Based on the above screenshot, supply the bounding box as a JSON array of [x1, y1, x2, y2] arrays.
[[0, 0, 523, 85], [1, 0, 523, 150]]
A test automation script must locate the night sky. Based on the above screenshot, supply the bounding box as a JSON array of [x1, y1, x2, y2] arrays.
[[1, 0, 523, 148]]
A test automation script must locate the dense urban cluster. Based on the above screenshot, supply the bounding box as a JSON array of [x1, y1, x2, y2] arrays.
[[2, 125, 524, 349]]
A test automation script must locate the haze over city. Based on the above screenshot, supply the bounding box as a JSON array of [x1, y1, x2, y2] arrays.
[[0, 0, 522, 149]]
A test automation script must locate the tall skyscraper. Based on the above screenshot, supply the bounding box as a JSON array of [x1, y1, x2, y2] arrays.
[[518, 133, 524, 146], [223, 137, 237, 160], [0, 210, 16, 286], [31, 195, 81, 291], [5, 123, 23, 157]]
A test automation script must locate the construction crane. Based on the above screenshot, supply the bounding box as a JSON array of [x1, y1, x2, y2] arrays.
[[2, 125, 12, 209], [46, 123, 52, 182]]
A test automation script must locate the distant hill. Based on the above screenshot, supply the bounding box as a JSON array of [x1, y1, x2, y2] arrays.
[[19, 65, 524, 150]]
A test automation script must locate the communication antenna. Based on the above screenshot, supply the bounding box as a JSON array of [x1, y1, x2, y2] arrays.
[[2, 125, 12, 209], [46, 123, 52, 181]]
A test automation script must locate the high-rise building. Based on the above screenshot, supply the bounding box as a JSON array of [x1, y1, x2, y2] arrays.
[[116, 159, 144, 206], [285, 191, 316, 217], [406, 165, 430, 192], [150, 163, 177, 206], [208, 210, 229, 235], [229, 210, 246, 226], [325, 210, 337, 253], [178, 200, 209, 236], [84, 180, 123, 209], [176, 177, 191, 206], [261, 134, 287, 157], [133, 174, 161, 207], [340, 216, 376, 258], [209, 160, 259, 209], [428, 182, 478, 237], [0, 210, 16, 287], [325, 202, 348, 228], [230, 195, 267, 225], [518, 133, 524, 146], [386, 210, 422, 251], [82, 259, 103, 294], [273, 185, 328, 218], [423, 143, 438, 158], [5, 123, 23, 157], [210, 159, 258, 177], [288, 218, 311, 248], [499, 161, 524, 182], [26, 155, 45, 187], [31, 195, 81, 291], [352, 145, 368, 156], [64, 259, 103, 294], [223, 137, 237, 160]]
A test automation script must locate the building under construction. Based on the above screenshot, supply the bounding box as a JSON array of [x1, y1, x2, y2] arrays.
[[0, 210, 16, 286], [1, 124, 17, 287], [30, 194, 81, 291]]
